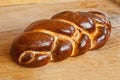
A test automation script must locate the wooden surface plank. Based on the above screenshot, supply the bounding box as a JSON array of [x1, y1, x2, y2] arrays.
[[0, 0, 120, 80], [0, 0, 77, 6]]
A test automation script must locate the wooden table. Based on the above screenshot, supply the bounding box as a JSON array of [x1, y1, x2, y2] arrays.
[[0, 0, 77, 6], [0, 0, 120, 80]]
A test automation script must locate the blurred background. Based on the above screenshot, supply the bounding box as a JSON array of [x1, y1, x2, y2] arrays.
[[0, 0, 120, 6]]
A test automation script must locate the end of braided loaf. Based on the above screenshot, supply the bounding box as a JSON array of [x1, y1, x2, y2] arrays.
[[10, 11, 111, 67]]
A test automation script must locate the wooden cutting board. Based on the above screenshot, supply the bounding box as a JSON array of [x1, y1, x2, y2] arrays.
[[0, 0, 77, 6], [0, 0, 120, 80]]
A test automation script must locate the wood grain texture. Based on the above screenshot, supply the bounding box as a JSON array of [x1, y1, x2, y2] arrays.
[[0, 0, 77, 6], [0, 0, 120, 80]]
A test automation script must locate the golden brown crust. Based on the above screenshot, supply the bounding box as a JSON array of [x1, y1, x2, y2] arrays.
[[25, 19, 75, 37], [52, 11, 96, 33], [10, 11, 111, 67], [87, 11, 111, 31], [52, 39, 73, 61]]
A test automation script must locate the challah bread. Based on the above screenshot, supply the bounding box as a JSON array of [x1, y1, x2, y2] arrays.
[[10, 11, 111, 67]]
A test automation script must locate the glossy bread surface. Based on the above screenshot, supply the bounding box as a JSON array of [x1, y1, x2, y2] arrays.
[[10, 11, 111, 67]]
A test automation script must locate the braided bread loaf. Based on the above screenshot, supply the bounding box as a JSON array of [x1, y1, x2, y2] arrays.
[[10, 11, 111, 67]]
